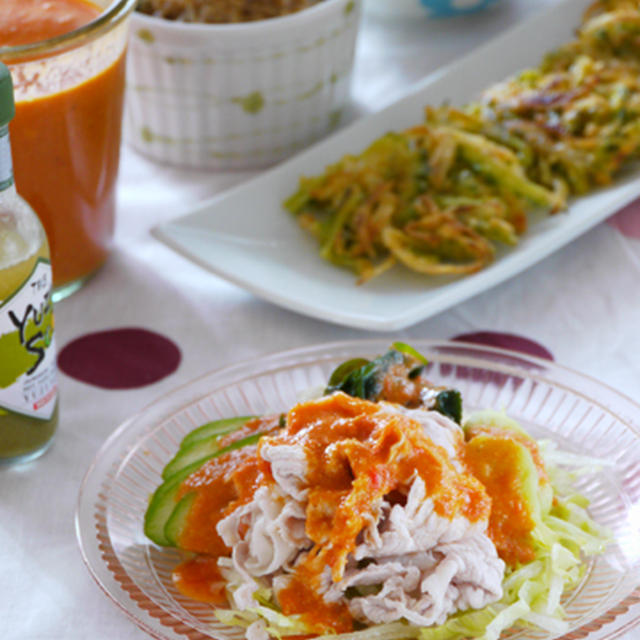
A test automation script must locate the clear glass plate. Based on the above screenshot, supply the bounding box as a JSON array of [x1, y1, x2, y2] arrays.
[[75, 340, 640, 640]]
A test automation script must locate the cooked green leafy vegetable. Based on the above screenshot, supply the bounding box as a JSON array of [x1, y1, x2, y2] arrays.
[[325, 349, 404, 399], [325, 345, 462, 424], [432, 389, 463, 424]]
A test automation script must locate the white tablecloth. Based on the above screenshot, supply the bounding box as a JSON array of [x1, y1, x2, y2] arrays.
[[2, 1, 639, 638]]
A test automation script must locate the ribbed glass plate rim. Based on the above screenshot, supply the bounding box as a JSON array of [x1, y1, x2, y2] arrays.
[[76, 339, 640, 640]]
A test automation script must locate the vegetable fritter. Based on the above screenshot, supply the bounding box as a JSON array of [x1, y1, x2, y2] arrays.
[[285, 0, 640, 282]]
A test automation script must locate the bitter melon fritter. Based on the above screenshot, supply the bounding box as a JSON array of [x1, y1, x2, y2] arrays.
[[285, 0, 640, 282]]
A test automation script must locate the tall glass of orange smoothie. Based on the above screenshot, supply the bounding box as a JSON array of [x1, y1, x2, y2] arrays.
[[0, 0, 135, 300]]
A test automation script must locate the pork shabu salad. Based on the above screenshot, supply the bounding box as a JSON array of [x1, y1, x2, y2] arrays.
[[144, 345, 609, 640]]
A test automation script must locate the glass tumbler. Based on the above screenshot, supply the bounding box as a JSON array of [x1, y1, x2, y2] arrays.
[[0, 0, 136, 301]]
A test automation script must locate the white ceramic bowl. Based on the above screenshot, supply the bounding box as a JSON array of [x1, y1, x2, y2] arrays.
[[365, 0, 500, 19], [125, 0, 361, 169]]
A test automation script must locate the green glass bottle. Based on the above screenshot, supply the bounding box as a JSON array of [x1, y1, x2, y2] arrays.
[[0, 62, 58, 463]]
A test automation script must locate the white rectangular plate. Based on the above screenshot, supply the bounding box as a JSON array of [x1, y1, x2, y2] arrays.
[[154, 0, 640, 331]]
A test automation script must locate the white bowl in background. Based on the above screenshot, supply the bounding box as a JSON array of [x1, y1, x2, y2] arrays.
[[365, 0, 500, 19], [125, 0, 361, 170]]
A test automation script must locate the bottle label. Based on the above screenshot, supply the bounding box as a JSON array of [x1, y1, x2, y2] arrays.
[[0, 258, 57, 420]]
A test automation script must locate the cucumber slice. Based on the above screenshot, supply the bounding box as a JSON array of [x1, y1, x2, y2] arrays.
[[164, 435, 227, 480], [165, 491, 198, 546], [144, 460, 204, 547], [179, 416, 256, 450], [145, 431, 268, 548], [463, 410, 529, 439], [169, 432, 265, 483], [164, 423, 267, 479]]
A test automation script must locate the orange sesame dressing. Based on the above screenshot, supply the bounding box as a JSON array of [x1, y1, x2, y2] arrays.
[[380, 363, 427, 406], [462, 427, 548, 567], [172, 555, 228, 605], [277, 562, 354, 634], [464, 424, 549, 483]]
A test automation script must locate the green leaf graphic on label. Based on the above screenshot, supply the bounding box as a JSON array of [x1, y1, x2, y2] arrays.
[[0, 303, 54, 388], [0, 330, 32, 388]]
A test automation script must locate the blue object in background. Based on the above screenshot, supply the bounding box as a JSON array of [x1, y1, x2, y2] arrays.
[[420, 0, 500, 17]]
